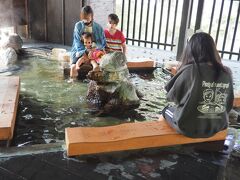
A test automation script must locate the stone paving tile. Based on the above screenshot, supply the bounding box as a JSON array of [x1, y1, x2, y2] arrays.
[[161, 153, 224, 180], [35, 151, 106, 180], [25, 162, 82, 180], [0, 167, 26, 180], [0, 147, 239, 180], [224, 154, 240, 180], [0, 154, 83, 180], [0, 155, 35, 178]]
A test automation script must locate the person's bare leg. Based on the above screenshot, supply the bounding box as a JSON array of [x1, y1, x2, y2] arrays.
[[76, 57, 86, 70], [91, 60, 100, 71], [70, 64, 78, 79]]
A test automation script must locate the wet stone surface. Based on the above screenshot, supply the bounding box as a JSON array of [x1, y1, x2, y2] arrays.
[[0, 143, 239, 180]]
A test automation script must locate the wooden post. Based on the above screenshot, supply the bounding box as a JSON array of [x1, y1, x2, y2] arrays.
[[176, 0, 192, 60], [195, 0, 204, 31], [62, 0, 65, 45]]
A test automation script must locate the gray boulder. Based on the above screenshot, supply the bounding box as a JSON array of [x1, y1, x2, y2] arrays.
[[87, 52, 141, 115], [0, 34, 22, 68], [1, 34, 23, 52], [0, 47, 17, 67]]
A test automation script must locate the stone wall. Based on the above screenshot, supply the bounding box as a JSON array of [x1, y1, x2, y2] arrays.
[[84, 0, 115, 29]]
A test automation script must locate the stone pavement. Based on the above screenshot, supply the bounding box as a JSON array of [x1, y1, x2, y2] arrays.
[[0, 141, 239, 180]]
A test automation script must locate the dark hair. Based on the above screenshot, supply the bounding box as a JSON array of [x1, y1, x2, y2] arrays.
[[80, 5, 93, 20], [108, 13, 119, 24], [81, 32, 92, 41], [179, 32, 227, 79]]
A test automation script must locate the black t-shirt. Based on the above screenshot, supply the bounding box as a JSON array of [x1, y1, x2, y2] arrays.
[[165, 63, 234, 138]]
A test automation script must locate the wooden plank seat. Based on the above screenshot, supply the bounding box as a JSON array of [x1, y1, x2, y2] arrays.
[[171, 66, 177, 75], [63, 59, 157, 78], [127, 59, 156, 73], [65, 116, 227, 156], [233, 91, 240, 107], [59, 53, 157, 71], [0, 76, 20, 141], [233, 97, 240, 107]]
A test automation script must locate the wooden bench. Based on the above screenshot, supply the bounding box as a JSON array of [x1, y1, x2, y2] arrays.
[[127, 59, 156, 73], [234, 91, 240, 107], [0, 76, 20, 142], [58, 52, 156, 71], [65, 116, 227, 156], [234, 97, 240, 107], [171, 66, 177, 75], [63, 59, 157, 78]]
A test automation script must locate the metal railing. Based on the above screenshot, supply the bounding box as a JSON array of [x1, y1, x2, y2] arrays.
[[116, 0, 240, 61], [117, 0, 181, 50]]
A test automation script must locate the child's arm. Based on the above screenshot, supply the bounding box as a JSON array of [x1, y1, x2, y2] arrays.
[[76, 54, 89, 69], [119, 30, 127, 55], [122, 43, 127, 55]]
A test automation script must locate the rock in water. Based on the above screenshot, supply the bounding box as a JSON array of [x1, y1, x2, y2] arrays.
[[0, 47, 17, 67], [1, 34, 23, 52], [100, 51, 127, 72], [87, 51, 141, 115], [0, 34, 22, 68]]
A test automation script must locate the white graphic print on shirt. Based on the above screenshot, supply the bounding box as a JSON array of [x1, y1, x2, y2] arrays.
[[197, 81, 229, 114]]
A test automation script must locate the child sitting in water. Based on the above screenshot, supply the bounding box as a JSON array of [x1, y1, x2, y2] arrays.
[[71, 32, 105, 77]]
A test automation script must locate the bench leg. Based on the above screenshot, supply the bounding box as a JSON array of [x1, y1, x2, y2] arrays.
[[0, 140, 11, 147], [190, 140, 225, 152], [6, 140, 11, 147]]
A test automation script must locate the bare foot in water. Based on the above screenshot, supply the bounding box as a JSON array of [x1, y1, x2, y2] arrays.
[[67, 77, 77, 83]]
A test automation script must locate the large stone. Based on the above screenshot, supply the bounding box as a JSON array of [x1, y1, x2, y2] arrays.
[[86, 52, 141, 115], [0, 34, 23, 52], [0, 47, 17, 67]]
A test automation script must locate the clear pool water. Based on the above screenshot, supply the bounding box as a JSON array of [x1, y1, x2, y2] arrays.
[[1, 55, 239, 147], [9, 56, 168, 146]]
